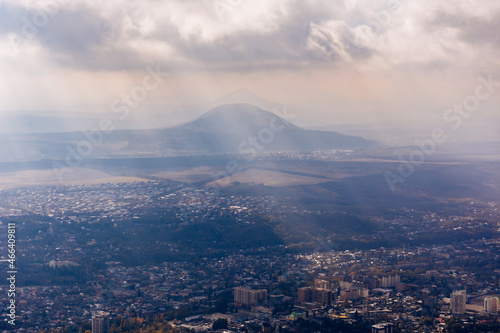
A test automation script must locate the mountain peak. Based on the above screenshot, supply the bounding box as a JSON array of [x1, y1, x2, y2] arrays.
[[176, 103, 298, 134], [213, 90, 282, 112], [162, 103, 374, 153]]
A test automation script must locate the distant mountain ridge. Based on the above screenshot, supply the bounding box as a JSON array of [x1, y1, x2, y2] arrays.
[[122, 103, 375, 154], [0, 104, 376, 162]]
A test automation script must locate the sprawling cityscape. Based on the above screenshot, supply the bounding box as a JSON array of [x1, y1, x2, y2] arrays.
[[1, 176, 499, 332]]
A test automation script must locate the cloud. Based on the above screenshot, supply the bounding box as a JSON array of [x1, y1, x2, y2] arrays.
[[0, 0, 499, 120], [306, 20, 374, 63], [0, 0, 393, 70], [36, 6, 115, 63], [0, 2, 28, 33], [429, 11, 500, 47], [0, 0, 498, 72]]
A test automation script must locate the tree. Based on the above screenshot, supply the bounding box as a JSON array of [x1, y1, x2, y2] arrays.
[[212, 318, 228, 330]]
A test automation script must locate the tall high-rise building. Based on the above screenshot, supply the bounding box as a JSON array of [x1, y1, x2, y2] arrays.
[[298, 287, 312, 303], [314, 279, 330, 290], [234, 287, 267, 306], [297, 286, 331, 305], [380, 275, 400, 288], [313, 288, 332, 305], [340, 288, 369, 301], [450, 290, 466, 315], [484, 296, 498, 313], [92, 311, 109, 333]]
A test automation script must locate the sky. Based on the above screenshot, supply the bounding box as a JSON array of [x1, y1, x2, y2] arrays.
[[0, 0, 499, 130]]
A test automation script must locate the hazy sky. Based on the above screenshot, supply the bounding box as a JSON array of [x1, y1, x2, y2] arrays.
[[1, 0, 499, 127]]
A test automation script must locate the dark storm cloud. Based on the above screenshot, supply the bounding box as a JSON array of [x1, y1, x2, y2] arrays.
[[153, 2, 373, 71], [0, 2, 139, 70], [172, 22, 371, 68], [429, 10, 500, 47], [170, 23, 309, 67], [5, 0, 495, 72], [36, 6, 113, 55], [0, 0, 375, 71]]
